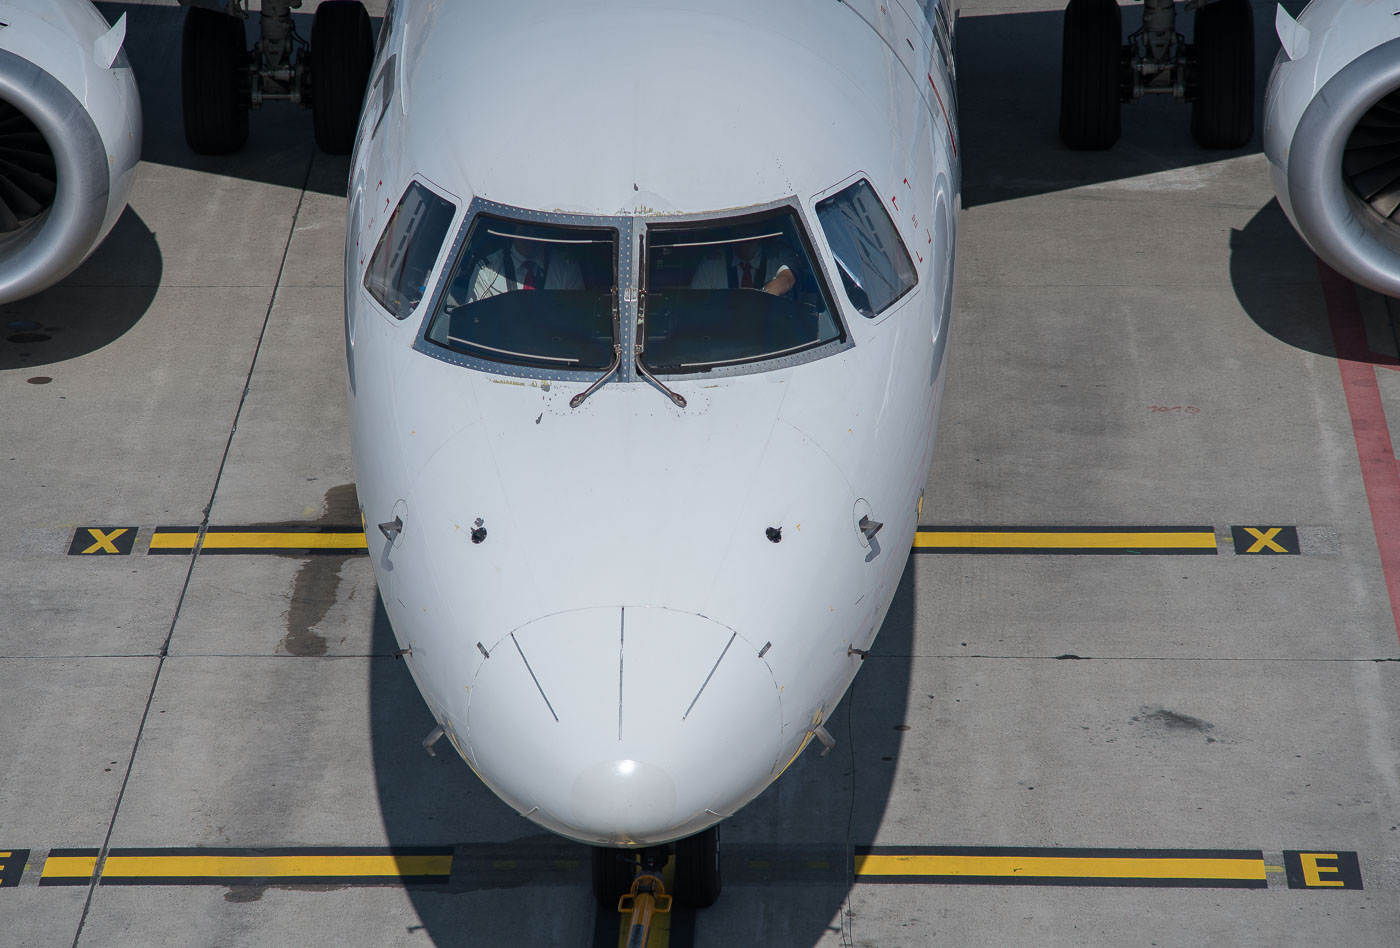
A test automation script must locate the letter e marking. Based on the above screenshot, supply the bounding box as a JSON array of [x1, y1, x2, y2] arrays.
[[1283, 850, 1363, 889]]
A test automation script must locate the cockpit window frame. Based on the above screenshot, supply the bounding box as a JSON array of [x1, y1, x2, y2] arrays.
[[638, 199, 851, 380], [361, 176, 460, 322], [811, 173, 920, 322], [412, 198, 636, 384], [410, 196, 852, 383]]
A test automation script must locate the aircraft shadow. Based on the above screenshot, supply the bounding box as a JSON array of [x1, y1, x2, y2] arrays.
[[1227, 199, 1354, 361], [958, 3, 1288, 209], [0, 207, 161, 370], [368, 561, 917, 946]]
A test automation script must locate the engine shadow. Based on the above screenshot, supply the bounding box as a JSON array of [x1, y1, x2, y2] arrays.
[[0, 207, 161, 370], [97, 2, 362, 199], [368, 560, 917, 945], [958, 4, 1280, 209], [1226, 198, 1354, 360]]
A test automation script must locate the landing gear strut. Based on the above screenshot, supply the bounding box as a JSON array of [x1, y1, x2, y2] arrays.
[[1058, 0, 1254, 150], [590, 824, 723, 940], [180, 0, 374, 155]]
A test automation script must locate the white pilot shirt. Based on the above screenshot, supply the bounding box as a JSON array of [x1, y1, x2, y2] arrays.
[[689, 243, 795, 291], [465, 244, 584, 301]]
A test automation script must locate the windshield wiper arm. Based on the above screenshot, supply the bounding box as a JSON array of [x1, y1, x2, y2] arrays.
[[569, 343, 622, 408], [633, 286, 685, 408], [570, 291, 623, 409], [635, 344, 686, 408]]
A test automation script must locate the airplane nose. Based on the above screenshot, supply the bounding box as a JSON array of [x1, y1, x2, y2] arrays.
[[571, 757, 676, 835], [464, 607, 783, 845]]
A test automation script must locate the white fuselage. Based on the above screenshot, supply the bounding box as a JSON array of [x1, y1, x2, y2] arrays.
[[345, 0, 958, 847]]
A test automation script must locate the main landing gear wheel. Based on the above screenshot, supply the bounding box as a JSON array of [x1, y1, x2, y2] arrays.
[[590, 846, 635, 908], [181, 8, 249, 155], [1190, 0, 1254, 148], [673, 824, 722, 908], [311, 0, 375, 155], [1059, 0, 1123, 150]]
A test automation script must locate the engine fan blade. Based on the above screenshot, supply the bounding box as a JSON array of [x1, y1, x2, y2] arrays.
[[0, 101, 55, 234], [1345, 90, 1400, 223]]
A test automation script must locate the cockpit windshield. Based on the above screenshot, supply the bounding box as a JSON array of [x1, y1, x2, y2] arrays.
[[641, 208, 842, 372], [424, 214, 618, 371]]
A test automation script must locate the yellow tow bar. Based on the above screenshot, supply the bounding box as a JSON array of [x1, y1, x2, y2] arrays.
[[618, 870, 672, 948]]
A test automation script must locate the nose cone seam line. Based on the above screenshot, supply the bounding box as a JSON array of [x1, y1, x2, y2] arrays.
[[683, 631, 737, 720], [511, 632, 558, 723]]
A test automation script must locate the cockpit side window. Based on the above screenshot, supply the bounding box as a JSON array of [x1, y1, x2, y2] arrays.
[[423, 213, 618, 371], [374, 0, 397, 59], [815, 179, 918, 318], [641, 207, 842, 373], [363, 181, 457, 320]]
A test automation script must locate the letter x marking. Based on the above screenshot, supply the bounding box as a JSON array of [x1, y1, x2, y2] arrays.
[[1243, 527, 1285, 553], [82, 528, 128, 554]]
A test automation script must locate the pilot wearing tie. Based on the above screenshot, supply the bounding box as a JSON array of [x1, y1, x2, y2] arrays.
[[689, 237, 796, 296], [463, 236, 584, 302]]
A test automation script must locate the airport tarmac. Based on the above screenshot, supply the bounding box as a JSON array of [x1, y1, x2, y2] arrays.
[[2, 0, 1397, 945]]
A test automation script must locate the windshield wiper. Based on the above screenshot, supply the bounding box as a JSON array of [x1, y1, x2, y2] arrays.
[[634, 286, 686, 408], [570, 290, 623, 409], [568, 343, 622, 408], [636, 343, 686, 408]]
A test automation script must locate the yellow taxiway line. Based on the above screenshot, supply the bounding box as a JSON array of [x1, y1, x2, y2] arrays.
[[914, 527, 1219, 553], [855, 852, 1264, 884]]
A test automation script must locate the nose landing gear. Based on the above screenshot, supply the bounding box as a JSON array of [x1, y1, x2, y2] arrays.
[[591, 823, 723, 940]]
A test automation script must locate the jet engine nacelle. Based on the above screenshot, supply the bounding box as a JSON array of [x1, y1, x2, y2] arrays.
[[1264, 0, 1400, 297], [0, 0, 141, 303]]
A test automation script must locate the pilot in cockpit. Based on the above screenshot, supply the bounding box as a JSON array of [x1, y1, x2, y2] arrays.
[[459, 235, 584, 303], [689, 237, 796, 297]]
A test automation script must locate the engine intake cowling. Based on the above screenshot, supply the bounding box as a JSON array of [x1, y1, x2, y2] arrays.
[[1265, 2, 1400, 297], [0, 3, 140, 303]]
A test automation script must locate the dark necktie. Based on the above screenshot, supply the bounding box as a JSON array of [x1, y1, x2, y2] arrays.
[[739, 261, 753, 288], [520, 260, 537, 290]]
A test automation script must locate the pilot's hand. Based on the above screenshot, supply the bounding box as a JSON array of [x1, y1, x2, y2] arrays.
[[763, 269, 796, 295]]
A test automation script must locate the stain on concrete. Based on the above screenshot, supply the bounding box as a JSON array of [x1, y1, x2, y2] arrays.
[[283, 483, 360, 657], [1131, 706, 1216, 738], [224, 885, 265, 903]]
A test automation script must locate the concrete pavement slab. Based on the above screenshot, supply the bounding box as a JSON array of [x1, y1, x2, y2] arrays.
[[169, 556, 378, 658], [4, 888, 89, 948], [0, 658, 155, 846], [76, 886, 595, 948]]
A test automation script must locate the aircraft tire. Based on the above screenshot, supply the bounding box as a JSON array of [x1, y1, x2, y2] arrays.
[[181, 8, 249, 155], [1059, 0, 1122, 150], [1190, 0, 1254, 148], [590, 847, 635, 908], [311, 1, 374, 155], [673, 824, 722, 908]]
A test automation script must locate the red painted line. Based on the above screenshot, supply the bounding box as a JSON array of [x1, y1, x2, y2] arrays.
[[1321, 261, 1400, 641], [927, 73, 958, 157]]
